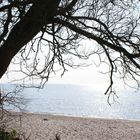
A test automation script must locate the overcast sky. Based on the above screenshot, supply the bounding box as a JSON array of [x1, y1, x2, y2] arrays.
[[1, 61, 108, 85], [1, 60, 124, 93]]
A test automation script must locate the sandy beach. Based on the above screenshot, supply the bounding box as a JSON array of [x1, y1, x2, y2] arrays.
[[1, 112, 140, 140]]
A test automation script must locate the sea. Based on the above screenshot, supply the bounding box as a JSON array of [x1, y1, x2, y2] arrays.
[[1, 84, 140, 120]]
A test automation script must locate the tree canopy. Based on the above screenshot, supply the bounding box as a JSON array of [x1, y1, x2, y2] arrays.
[[0, 0, 140, 97]]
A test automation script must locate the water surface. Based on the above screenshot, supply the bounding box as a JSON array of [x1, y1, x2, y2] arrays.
[[17, 84, 140, 120]]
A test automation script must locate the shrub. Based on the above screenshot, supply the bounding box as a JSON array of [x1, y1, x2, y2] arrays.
[[0, 128, 20, 140]]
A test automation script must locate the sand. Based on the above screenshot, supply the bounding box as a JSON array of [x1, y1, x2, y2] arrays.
[[1, 112, 140, 140]]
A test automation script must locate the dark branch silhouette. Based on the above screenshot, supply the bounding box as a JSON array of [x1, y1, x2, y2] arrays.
[[0, 0, 140, 97]]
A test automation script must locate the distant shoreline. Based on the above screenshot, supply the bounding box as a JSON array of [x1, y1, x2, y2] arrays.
[[2, 111, 140, 140], [6, 110, 140, 121], [3, 110, 140, 121]]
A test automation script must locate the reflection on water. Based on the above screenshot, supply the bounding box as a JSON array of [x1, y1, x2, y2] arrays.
[[19, 84, 140, 120]]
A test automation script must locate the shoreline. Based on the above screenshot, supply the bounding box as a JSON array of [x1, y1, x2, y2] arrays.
[[10, 110, 140, 121], [1, 111, 140, 140]]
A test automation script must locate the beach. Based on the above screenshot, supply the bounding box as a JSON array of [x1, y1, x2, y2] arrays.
[[1, 112, 140, 140]]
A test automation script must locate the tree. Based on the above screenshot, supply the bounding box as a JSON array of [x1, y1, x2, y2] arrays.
[[0, 0, 140, 98]]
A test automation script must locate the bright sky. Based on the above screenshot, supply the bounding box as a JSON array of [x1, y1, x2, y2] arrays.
[[0, 38, 125, 92], [0, 33, 135, 92], [48, 65, 108, 85], [1, 63, 106, 83], [0, 37, 110, 87], [0, 47, 136, 94], [1, 59, 121, 94]]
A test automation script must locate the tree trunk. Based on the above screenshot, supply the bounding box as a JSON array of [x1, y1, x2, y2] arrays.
[[0, 0, 60, 79]]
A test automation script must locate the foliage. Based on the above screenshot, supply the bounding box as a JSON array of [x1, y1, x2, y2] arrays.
[[0, 128, 19, 140], [0, 127, 61, 140]]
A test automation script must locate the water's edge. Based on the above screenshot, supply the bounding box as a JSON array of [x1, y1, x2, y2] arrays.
[[2, 84, 140, 120]]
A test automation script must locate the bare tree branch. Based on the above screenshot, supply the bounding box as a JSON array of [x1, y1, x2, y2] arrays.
[[0, 0, 140, 98]]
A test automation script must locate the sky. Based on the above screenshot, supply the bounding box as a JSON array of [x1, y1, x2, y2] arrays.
[[0, 37, 110, 89], [1, 62, 108, 85], [0, 26, 138, 93], [0, 36, 131, 92], [0, 43, 138, 96], [1, 59, 127, 94]]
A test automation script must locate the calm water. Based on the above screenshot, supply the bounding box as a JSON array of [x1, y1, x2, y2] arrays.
[[2, 84, 140, 120]]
